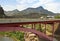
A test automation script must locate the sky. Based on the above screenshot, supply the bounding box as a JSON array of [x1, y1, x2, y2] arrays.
[[0, 0, 60, 13]]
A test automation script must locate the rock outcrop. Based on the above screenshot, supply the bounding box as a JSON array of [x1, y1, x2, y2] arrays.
[[0, 5, 6, 18]]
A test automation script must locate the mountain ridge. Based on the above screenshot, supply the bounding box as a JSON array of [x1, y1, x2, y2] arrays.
[[4, 6, 55, 18]]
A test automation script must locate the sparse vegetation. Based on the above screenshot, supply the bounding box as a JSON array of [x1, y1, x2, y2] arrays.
[[0, 31, 24, 41], [55, 15, 60, 19]]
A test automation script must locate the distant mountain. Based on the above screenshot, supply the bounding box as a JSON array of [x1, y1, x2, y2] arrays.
[[5, 9, 19, 16], [5, 6, 55, 18]]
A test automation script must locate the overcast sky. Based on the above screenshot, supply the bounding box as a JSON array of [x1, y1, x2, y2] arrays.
[[0, 0, 60, 13]]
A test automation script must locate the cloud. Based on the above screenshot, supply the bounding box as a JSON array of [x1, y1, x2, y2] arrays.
[[16, 0, 39, 11], [17, 4, 28, 11], [29, 0, 54, 8], [16, 0, 55, 9], [44, 2, 60, 13], [39, 0, 54, 4], [3, 5, 16, 11], [16, 0, 38, 4]]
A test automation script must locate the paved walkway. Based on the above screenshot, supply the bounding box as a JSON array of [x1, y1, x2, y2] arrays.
[[0, 36, 14, 41], [53, 38, 58, 41], [0, 36, 58, 41]]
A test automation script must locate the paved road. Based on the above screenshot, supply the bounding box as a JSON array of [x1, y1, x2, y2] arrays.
[[53, 38, 58, 41], [0, 36, 58, 41], [0, 36, 14, 41]]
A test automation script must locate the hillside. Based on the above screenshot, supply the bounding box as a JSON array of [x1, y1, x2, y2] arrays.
[[5, 6, 55, 18]]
